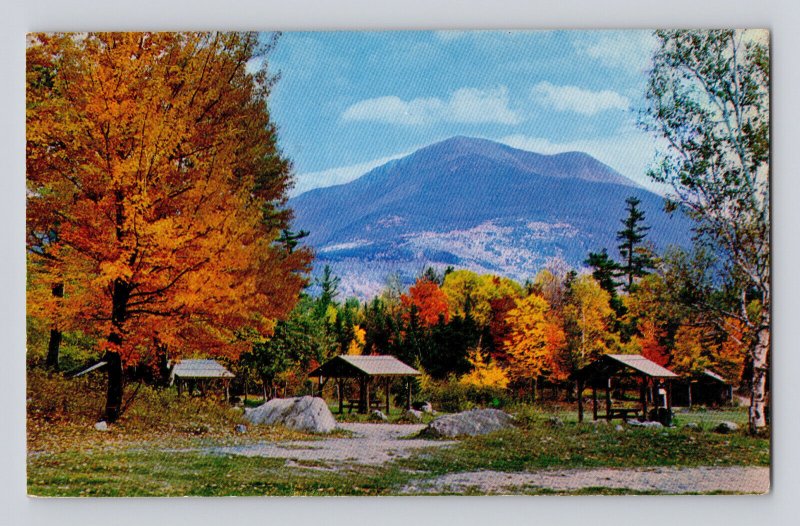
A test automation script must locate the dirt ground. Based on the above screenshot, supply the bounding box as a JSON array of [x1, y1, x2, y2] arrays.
[[211, 422, 454, 465], [401, 466, 770, 495], [208, 423, 768, 494]]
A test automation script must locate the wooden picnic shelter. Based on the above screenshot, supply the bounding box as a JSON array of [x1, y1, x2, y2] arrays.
[[308, 355, 421, 414], [672, 369, 734, 407], [170, 359, 235, 400], [573, 354, 678, 423]]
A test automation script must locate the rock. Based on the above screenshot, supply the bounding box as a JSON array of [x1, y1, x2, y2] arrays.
[[369, 410, 389, 422], [399, 409, 423, 423], [244, 396, 336, 434], [94, 421, 108, 432], [547, 416, 564, 428], [234, 424, 247, 434], [684, 422, 701, 431], [588, 419, 607, 426], [714, 421, 739, 434], [627, 420, 663, 429], [413, 401, 434, 413], [615, 424, 625, 432], [420, 408, 515, 438]]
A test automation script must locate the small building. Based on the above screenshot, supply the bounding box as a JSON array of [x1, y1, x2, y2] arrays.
[[671, 369, 734, 407], [170, 359, 235, 400], [573, 354, 679, 424], [308, 355, 421, 414]]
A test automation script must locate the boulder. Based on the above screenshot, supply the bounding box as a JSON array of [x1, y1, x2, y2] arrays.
[[547, 416, 564, 428], [234, 424, 247, 434], [627, 420, 663, 429], [94, 421, 108, 432], [368, 410, 389, 422], [244, 396, 336, 434], [413, 401, 435, 413], [713, 421, 739, 434], [420, 408, 515, 438], [399, 409, 423, 423], [684, 422, 701, 431]]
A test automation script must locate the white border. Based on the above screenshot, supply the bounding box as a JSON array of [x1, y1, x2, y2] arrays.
[[3, 1, 799, 525]]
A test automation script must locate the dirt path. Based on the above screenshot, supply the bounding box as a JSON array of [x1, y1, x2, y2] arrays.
[[402, 466, 770, 494], [212, 422, 454, 466]]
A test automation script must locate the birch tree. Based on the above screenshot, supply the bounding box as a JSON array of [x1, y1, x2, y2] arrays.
[[642, 29, 770, 431]]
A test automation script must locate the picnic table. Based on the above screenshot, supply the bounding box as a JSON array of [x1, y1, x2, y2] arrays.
[[606, 408, 641, 422]]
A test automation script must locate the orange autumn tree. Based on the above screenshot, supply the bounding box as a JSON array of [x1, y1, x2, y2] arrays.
[[400, 277, 450, 327], [26, 32, 310, 422]]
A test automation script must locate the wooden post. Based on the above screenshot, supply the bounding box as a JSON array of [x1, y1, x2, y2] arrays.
[[337, 379, 343, 414], [359, 377, 366, 414], [605, 377, 612, 422], [688, 382, 693, 409], [406, 377, 412, 410], [225, 380, 230, 402], [666, 380, 672, 413], [385, 377, 390, 415], [592, 384, 598, 421], [641, 377, 648, 420], [364, 378, 371, 414], [577, 379, 584, 422]]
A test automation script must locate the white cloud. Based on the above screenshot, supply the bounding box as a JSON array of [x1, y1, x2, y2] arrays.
[[530, 81, 630, 116], [341, 86, 522, 126], [290, 151, 411, 197], [574, 31, 657, 72], [498, 132, 670, 195]]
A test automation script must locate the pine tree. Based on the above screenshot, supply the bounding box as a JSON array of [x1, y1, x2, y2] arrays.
[[616, 196, 655, 291]]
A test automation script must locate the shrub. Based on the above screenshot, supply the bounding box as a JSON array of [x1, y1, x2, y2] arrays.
[[419, 376, 512, 413]]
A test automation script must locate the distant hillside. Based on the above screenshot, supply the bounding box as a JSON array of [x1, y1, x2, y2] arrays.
[[288, 136, 693, 298]]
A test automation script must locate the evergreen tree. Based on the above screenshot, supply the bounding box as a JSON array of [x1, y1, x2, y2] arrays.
[[315, 265, 340, 318], [585, 249, 621, 296], [616, 196, 655, 291]]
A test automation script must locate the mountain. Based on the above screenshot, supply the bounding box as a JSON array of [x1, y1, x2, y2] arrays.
[[288, 136, 694, 299]]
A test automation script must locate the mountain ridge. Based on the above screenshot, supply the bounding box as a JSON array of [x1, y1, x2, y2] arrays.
[[288, 136, 692, 299]]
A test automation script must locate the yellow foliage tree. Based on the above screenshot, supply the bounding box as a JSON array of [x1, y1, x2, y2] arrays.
[[347, 325, 366, 355], [503, 294, 565, 388], [460, 348, 509, 389], [441, 270, 523, 327], [563, 275, 618, 371]]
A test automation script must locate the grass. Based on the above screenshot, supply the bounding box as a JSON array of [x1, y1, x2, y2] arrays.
[[28, 450, 417, 497], [398, 423, 769, 477]]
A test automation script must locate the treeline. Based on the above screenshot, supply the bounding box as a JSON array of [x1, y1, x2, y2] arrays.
[[241, 196, 750, 400]]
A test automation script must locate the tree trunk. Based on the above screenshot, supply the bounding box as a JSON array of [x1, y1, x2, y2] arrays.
[[103, 278, 131, 423], [104, 350, 123, 423], [749, 322, 770, 432], [45, 283, 64, 369], [46, 329, 62, 369]]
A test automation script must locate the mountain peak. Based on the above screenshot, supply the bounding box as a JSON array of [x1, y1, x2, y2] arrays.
[[406, 136, 639, 188]]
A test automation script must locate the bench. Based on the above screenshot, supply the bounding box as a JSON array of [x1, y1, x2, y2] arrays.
[[606, 408, 641, 422], [342, 398, 383, 413]]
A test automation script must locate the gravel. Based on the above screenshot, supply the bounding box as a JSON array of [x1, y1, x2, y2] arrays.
[[211, 422, 454, 466], [402, 466, 770, 495]]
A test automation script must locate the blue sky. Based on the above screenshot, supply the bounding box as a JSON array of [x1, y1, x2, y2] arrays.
[[265, 30, 665, 196]]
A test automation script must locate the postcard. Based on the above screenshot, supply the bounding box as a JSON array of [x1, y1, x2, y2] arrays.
[[26, 30, 770, 496]]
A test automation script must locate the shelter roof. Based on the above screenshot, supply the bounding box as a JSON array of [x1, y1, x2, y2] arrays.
[[308, 355, 420, 378], [171, 359, 234, 379], [575, 354, 678, 381], [699, 369, 727, 383]]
